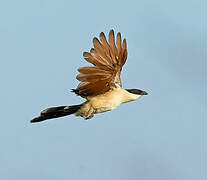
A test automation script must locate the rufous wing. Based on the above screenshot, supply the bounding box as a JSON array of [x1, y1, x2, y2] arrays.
[[73, 30, 128, 97]]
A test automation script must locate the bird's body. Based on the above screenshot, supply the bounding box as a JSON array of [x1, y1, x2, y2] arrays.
[[76, 88, 143, 119], [31, 30, 147, 123]]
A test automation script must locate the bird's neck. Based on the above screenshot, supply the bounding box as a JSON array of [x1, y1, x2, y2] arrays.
[[120, 89, 142, 103]]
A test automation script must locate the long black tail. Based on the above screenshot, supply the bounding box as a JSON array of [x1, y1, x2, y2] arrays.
[[30, 104, 82, 123]]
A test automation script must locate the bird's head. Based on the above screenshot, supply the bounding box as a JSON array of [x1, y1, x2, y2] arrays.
[[125, 89, 148, 95]]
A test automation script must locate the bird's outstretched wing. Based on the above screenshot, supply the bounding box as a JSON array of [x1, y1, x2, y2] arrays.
[[73, 30, 128, 97]]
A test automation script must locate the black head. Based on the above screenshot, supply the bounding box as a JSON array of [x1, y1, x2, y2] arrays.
[[126, 89, 148, 95]]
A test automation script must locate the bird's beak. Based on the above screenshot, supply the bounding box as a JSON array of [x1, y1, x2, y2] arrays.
[[141, 91, 148, 95]]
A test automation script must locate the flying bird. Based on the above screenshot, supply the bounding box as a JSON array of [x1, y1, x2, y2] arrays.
[[31, 30, 147, 123]]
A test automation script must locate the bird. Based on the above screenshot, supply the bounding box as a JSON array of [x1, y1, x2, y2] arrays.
[[30, 30, 148, 123]]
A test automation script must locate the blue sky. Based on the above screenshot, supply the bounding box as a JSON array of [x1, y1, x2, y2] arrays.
[[0, 0, 207, 179]]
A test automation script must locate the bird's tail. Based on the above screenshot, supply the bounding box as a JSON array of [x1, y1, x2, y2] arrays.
[[30, 104, 82, 123]]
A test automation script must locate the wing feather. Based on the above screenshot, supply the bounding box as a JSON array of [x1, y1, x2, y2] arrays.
[[93, 38, 112, 65], [121, 39, 127, 66], [78, 66, 109, 74], [76, 73, 111, 82], [116, 32, 122, 61], [90, 48, 113, 68], [108, 30, 118, 65], [99, 32, 115, 66]]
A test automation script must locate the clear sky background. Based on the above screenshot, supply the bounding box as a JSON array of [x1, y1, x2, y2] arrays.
[[0, 0, 207, 179]]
